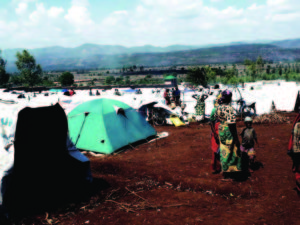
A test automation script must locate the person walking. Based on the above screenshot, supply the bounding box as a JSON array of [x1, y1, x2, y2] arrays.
[[215, 90, 242, 177]]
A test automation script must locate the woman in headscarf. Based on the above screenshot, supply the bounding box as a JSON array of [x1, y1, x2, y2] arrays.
[[210, 94, 222, 173], [288, 113, 300, 193], [215, 90, 242, 176], [192, 93, 208, 122]]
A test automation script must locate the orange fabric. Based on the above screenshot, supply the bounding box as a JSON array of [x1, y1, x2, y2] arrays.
[[211, 121, 220, 153], [211, 151, 221, 172]]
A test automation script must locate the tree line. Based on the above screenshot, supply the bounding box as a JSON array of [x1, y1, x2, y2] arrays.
[[2, 51, 300, 88], [186, 56, 300, 87]]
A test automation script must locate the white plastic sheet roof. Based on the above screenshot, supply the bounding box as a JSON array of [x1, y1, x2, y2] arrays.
[[1, 81, 299, 119]]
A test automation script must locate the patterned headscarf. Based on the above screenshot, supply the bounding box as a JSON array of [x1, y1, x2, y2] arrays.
[[220, 89, 232, 104]]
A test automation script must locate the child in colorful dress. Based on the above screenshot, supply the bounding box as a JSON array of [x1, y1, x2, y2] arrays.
[[240, 117, 259, 172]]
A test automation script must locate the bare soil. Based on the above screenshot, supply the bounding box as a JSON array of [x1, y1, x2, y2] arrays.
[[13, 113, 300, 225]]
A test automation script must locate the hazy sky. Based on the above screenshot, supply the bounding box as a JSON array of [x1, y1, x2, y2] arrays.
[[1, 0, 300, 49]]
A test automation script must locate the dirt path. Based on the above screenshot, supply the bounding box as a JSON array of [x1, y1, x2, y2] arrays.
[[19, 113, 300, 225]]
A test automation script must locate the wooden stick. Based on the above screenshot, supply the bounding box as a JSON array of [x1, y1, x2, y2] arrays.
[[106, 188, 120, 200], [125, 187, 148, 202], [140, 203, 190, 211], [105, 200, 136, 213], [160, 203, 190, 208], [129, 144, 135, 149]]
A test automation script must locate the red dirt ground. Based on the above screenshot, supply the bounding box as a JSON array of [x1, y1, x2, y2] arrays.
[[15, 113, 300, 224]]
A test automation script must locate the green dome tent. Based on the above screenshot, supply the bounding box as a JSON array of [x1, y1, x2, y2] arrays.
[[164, 75, 177, 80], [164, 75, 177, 86], [67, 98, 157, 154]]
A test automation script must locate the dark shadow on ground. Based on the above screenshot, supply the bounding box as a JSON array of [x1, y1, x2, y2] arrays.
[[223, 171, 251, 182], [250, 161, 264, 171], [3, 177, 110, 225]]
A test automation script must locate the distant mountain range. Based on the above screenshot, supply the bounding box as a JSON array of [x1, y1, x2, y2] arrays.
[[2, 38, 300, 72]]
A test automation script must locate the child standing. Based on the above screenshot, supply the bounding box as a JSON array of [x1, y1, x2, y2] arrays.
[[240, 117, 259, 172]]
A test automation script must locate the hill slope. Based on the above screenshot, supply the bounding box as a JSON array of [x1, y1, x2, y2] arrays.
[[271, 38, 300, 48], [2, 40, 300, 72]]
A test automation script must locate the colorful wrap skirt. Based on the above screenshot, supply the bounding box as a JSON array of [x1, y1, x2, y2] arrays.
[[211, 122, 220, 172], [195, 102, 205, 116], [218, 123, 242, 172]]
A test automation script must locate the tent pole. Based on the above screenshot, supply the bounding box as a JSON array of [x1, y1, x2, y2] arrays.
[[75, 112, 90, 146]]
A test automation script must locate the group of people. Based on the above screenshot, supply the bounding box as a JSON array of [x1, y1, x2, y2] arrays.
[[64, 89, 76, 96], [208, 89, 300, 192], [163, 87, 181, 107], [114, 89, 121, 96], [209, 90, 259, 178], [88, 89, 101, 96]]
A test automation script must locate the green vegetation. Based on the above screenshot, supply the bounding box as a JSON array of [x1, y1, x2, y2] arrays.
[[105, 76, 115, 85], [4, 48, 300, 88], [0, 50, 9, 87], [59, 72, 74, 86], [104, 75, 163, 85], [42, 76, 55, 87], [15, 50, 42, 87], [186, 67, 208, 87], [186, 56, 300, 86]]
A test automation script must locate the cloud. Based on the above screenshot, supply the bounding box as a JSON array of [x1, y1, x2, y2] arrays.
[[29, 3, 46, 24], [65, 6, 93, 26], [65, 0, 94, 32], [71, 0, 89, 7], [12, 0, 36, 3], [267, 12, 300, 21], [2, 0, 300, 49], [48, 7, 64, 18], [15, 2, 28, 14], [266, 0, 300, 12], [248, 3, 264, 11], [267, 0, 287, 6]]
